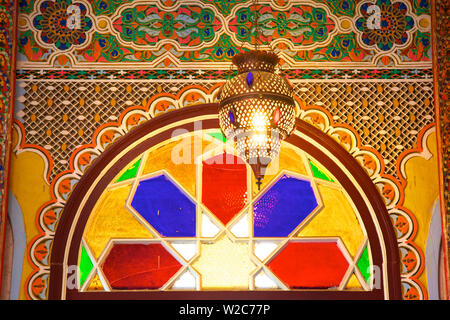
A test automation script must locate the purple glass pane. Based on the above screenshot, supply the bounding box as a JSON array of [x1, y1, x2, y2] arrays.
[[228, 109, 235, 124], [131, 174, 196, 237], [246, 71, 254, 87], [253, 175, 318, 237]]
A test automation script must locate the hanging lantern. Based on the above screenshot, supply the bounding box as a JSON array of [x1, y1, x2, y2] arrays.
[[218, 50, 295, 188]]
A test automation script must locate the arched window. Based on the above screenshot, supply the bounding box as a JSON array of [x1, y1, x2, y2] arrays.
[[49, 104, 401, 299]]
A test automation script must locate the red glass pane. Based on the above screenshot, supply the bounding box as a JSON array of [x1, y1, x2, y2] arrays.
[[273, 108, 281, 125], [102, 243, 182, 289], [202, 153, 248, 225], [268, 241, 349, 288]]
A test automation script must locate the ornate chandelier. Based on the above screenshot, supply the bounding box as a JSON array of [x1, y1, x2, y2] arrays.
[[218, 46, 295, 188]]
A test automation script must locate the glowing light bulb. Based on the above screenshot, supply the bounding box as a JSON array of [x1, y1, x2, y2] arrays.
[[251, 133, 267, 146], [252, 112, 267, 132]]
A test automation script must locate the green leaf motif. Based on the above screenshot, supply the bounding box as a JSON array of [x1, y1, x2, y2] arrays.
[[229, 5, 335, 46], [113, 5, 221, 47]]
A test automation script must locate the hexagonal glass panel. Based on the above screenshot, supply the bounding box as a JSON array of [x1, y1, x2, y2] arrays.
[[131, 174, 196, 237], [253, 174, 319, 237]]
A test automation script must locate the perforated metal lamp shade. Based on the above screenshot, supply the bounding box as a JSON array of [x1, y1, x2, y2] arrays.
[[218, 50, 295, 187]]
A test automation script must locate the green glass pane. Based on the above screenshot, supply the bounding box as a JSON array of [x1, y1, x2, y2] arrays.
[[207, 132, 226, 142], [357, 246, 371, 283], [308, 159, 334, 182], [116, 158, 141, 182], [80, 245, 94, 288]]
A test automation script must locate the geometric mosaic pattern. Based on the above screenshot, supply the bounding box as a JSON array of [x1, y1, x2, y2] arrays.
[[14, 80, 218, 179], [294, 80, 435, 178], [77, 138, 370, 292], [17, 0, 432, 69], [15, 79, 434, 180], [10, 0, 445, 300], [21, 101, 430, 299], [15, 68, 434, 80]]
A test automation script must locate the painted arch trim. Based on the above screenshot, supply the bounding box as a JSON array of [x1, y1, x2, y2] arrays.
[[48, 104, 401, 300]]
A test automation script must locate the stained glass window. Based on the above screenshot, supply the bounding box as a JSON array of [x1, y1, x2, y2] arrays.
[[79, 130, 373, 292]]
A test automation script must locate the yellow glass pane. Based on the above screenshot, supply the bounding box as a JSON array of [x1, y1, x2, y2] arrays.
[[141, 134, 223, 197], [192, 234, 256, 289], [87, 272, 105, 291], [346, 273, 363, 289], [252, 143, 307, 196], [84, 184, 153, 259], [297, 183, 364, 257]]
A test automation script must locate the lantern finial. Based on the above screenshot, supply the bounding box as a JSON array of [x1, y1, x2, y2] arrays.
[[218, 50, 295, 184]]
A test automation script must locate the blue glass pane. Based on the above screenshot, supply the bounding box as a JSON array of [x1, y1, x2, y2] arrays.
[[131, 174, 196, 237], [253, 175, 318, 237]]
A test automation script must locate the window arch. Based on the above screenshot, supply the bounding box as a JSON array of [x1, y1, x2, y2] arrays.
[[49, 104, 401, 299]]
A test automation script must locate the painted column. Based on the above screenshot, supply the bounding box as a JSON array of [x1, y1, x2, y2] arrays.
[[0, 0, 18, 293]]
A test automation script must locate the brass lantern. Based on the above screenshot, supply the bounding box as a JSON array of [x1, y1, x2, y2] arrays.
[[218, 50, 295, 188]]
